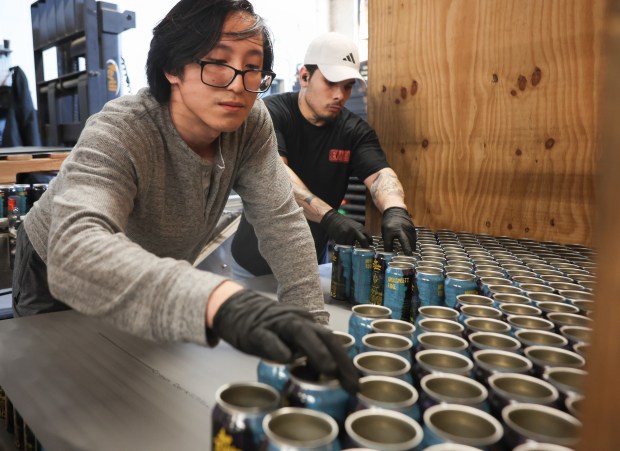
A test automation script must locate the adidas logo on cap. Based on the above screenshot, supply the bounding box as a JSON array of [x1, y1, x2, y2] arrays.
[[303, 32, 366, 84], [343, 53, 356, 64]]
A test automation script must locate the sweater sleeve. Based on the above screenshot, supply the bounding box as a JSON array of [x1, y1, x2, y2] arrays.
[[43, 111, 225, 345], [233, 101, 328, 324]]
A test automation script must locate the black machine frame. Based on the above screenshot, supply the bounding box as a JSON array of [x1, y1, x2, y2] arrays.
[[31, 0, 135, 146]]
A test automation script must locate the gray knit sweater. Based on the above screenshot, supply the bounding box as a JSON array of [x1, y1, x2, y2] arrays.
[[24, 88, 326, 345]]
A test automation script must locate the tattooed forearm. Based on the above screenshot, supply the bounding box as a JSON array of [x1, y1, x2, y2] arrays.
[[292, 183, 314, 206], [285, 165, 332, 222], [370, 170, 405, 202]]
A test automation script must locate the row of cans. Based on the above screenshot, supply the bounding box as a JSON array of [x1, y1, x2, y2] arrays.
[[330, 229, 595, 325], [0, 183, 48, 218], [331, 245, 475, 322]]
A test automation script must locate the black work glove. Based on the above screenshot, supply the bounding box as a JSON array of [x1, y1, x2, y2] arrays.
[[382, 207, 416, 255], [320, 209, 372, 247], [211, 289, 359, 394]]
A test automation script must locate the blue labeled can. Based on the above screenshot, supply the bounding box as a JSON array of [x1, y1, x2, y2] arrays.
[[415, 267, 445, 311], [13, 184, 31, 215], [444, 271, 479, 309], [351, 248, 375, 304], [348, 304, 392, 355], [284, 363, 350, 425], [212, 382, 280, 451], [383, 262, 415, 322], [369, 251, 395, 305], [257, 360, 290, 393], [330, 244, 354, 301]]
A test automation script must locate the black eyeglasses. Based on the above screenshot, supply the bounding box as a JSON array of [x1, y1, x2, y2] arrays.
[[195, 60, 276, 93]]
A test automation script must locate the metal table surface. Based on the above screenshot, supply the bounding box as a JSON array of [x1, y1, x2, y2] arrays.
[[0, 264, 350, 451]]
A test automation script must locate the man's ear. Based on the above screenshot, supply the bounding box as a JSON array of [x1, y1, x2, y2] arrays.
[[299, 67, 310, 86], [165, 70, 181, 85]]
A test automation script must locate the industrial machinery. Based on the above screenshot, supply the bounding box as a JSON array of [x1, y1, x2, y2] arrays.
[[31, 0, 135, 146]]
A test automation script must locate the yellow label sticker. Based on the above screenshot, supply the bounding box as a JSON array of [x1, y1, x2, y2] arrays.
[[213, 428, 241, 451]]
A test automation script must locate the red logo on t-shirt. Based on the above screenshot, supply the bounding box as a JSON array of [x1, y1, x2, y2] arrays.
[[329, 149, 351, 163]]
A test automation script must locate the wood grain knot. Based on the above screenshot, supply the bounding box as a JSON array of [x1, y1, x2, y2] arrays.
[[545, 138, 555, 149], [492, 74, 499, 83], [382, 85, 387, 93], [422, 139, 429, 148], [411, 80, 418, 96], [531, 67, 542, 86], [400, 87, 408, 100], [515, 148, 522, 156], [518, 75, 527, 91], [510, 90, 517, 97]]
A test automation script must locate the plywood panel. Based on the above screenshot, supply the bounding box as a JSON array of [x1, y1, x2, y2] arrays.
[[578, 1, 620, 448], [367, 0, 604, 246]]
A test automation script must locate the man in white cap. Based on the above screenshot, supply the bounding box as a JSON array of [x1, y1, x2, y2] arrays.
[[231, 32, 416, 277]]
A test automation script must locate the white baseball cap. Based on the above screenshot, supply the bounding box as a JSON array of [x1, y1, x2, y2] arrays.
[[303, 32, 365, 85]]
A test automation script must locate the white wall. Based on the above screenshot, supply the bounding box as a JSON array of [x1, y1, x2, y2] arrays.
[[0, 0, 38, 102], [114, 0, 332, 94], [0, 0, 365, 107]]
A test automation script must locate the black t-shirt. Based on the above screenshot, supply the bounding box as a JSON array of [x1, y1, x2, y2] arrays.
[[231, 91, 389, 275]]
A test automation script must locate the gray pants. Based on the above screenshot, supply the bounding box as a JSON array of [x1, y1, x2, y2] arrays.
[[12, 226, 68, 317]]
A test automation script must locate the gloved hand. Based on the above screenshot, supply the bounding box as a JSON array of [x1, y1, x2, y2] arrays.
[[211, 289, 360, 394], [320, 209, 372, 247], [382, 207, 416, 255]]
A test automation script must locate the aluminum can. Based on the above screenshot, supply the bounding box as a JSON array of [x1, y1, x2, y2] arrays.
[[418, 373, 489, 413], [501, 403, 581, 450], [350, 248, 375, 304], [392, 255, 418, 264], [30, 183, 48, 209], [13, 184, 31, 215], [362, 332, 413, 363], [344, 409, 423, 450], [369, 251, 395, 305], [348, 304, 392, 355], [354, 375, 420, 421], [333, 331, 356, 359], [257, 360, 290, 393], [211, 382, 280, 451], [421, 404, 503, 449], [0, 185, 11, 218], [330, 244, 353, 301], [487, 373, 558, 418], [6, 186, 17, 212], [284, 363, 349, 425], [383, 262, 415, 322], [444, 271, 478, 309], [262, 407, 339, 451], [414, 267, 445, 312]]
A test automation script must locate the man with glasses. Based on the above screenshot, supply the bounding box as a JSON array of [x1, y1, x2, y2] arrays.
[[12, 0, 358, 393], [231, 32, 416, 277]]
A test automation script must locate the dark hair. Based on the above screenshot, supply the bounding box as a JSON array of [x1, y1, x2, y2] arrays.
[[146, 0, 274, 103], [303, 64, 319, 78]]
